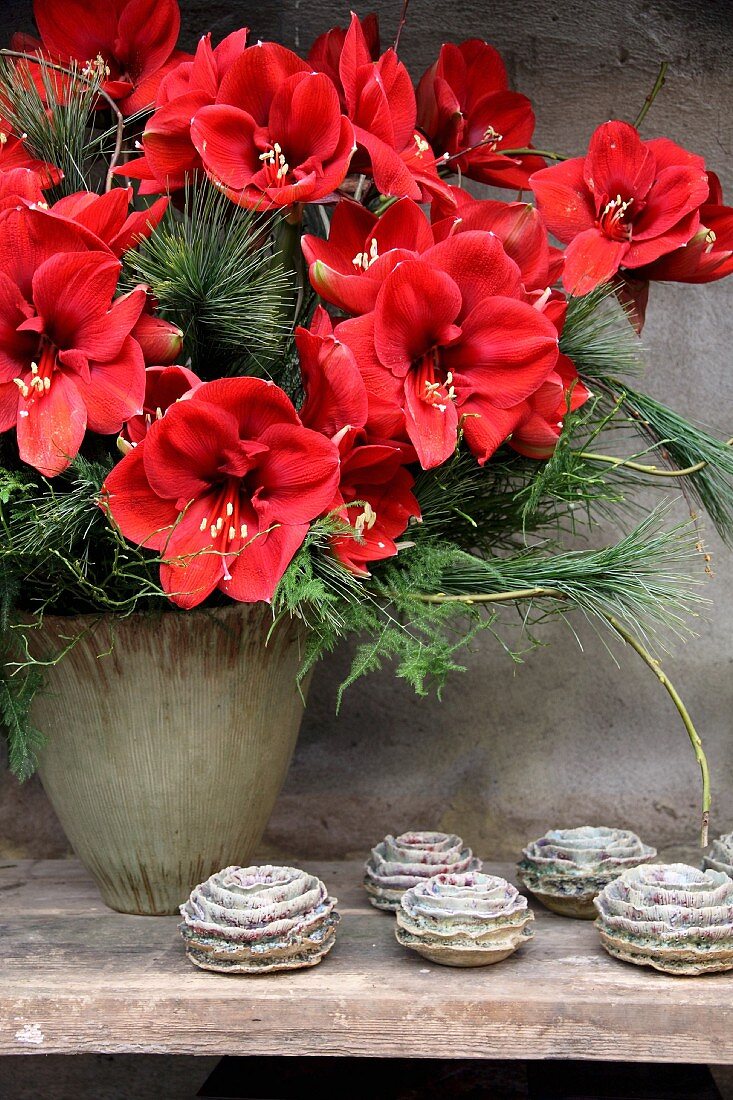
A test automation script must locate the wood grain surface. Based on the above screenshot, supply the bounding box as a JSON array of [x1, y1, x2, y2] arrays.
[[1, 859, 731, 1061]]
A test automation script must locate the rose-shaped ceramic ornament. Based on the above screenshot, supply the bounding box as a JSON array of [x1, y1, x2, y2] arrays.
[[595, 863, 733, 976], [179, 864, 339, 973], [364, 831, 482, 911], [395, 870, 534, 967], [518, 826, 657, 918]]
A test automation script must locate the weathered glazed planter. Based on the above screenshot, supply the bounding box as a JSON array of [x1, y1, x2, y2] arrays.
[[180, 864, 339, 973], [29, 604, 309, 916], [703, 832, 733, 878]]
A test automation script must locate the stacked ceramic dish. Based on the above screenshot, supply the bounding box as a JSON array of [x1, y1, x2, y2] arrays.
[[703, 832, 733, 878], [395, 870, 534, 967], [364, 830, 482, 911], [595, 863, 733, 975], [179, 864, 339, 974], [517, 826, 657, 918]]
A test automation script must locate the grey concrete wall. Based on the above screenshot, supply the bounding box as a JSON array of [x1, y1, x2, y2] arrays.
[[1, 0, 732, 863]]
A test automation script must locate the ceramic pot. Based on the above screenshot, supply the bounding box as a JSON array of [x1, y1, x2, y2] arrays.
[[30, 604, 308, 915]]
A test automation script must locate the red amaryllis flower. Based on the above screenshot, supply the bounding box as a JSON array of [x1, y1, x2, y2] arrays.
[[416, 40, 544, 191], [312, 13, 453, 206], [295, 306, 368, 439], [530, 121, 710, 296], [302, 197, 434, 316], [45, 188, 169, 257], [102, 377, 341, 608], [189, 43, 355, 211], [336, 232, 560, 469], [629, 172, 733, 286], [0, 167, 46, 213], [296, 307, 420, 576], [330, 438, 420, 576], [432, 190, 563, 292], [0, 117, 62, 189], [18, 0, 188, 116], [507, 355, 590, 460], [122, 363, 200, 443], [119, 29, 249, 196], [308, 12, 380, 93], [0, 249, 146, 476], [131, 309, 183, 366]]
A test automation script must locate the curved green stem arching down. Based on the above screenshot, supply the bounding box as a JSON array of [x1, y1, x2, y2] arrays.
[[0, 49, 125, 191], [412, 587, 711, 846], [578, 438, 733, 479]]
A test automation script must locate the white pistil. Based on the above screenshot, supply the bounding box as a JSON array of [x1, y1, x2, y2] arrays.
[[216, 516, 224, 531], [228, 526, 236, 541], [225, 501, 234, 516], [199, 516, 209, 533], [209, 524, 218, 539], [13, 378, 29, 397], [414, 134, 430, 155], [240, 523, 248, 539]]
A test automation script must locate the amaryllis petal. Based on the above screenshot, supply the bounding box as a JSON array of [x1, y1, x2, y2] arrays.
[[255, 423, 341, 524], [80, 335, 146, 434], [102, 442, 179, 551], [16, 367, 87, 477], [269, 73, 343, 165], [425, 231, 523, 315], [529, 156, 595, 242], [217, 42, 309, 122], [223, 521, 309, 604], [403, 366, 459, 469], [584, 120, 655, 203], [143, 398, 244, 503], [159, 494, 229, 608], [116, 0, 181, 81], [190, 104, 260, 191], [296, 318, 368, 439], [460, 398, 526, 464], [374, 259, 462, 374], [193, 377, 301, 437], [444, 296, 558, 408], [562, 229, 628, 295], [33, 0, 118, 63], [31, 252, 122, 350]]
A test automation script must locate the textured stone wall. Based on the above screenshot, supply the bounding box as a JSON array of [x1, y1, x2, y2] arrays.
[[1, 0, 732, 863]]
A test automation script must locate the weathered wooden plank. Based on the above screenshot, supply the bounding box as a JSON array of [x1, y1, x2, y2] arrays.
[[0, 859, 731, 1061]]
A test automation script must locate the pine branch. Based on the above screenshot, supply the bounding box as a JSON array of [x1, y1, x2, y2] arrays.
[[124, 181, 292, 378], [0, 54, 115, 197], [560, 285, 644, 381]]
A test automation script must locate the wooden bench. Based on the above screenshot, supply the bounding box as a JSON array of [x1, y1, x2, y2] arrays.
[[1, 859, 731, 1062]]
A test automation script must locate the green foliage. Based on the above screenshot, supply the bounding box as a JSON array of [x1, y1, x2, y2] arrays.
[[0, 668, 45, 781], [419, 505, 707, 647], [0, 56, 108, 197], [560, 285, 643, 381], [595, 382, 733, 547], [124, 182, 292, 378]]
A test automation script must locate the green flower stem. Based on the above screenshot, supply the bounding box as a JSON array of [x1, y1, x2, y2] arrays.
[[634, 61, 669, 130], [579, 438, 733, 478], [499, 147, 569, 161], [0, 48, 125, 191], [606, 613, 710, 848], [411, 588, 710, 845]]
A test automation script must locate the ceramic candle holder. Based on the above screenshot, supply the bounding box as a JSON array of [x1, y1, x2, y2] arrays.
[[594, 863, 733, 976], [364, 831, 482, 911], [703, 832, 733, 878], [395, 870, 534, 967], [517, 826, 657, 919], [179, 864, 339, 974]]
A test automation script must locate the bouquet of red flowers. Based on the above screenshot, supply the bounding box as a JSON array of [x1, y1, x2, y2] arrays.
[[1, 3, 731, 836]]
